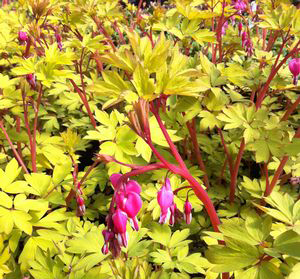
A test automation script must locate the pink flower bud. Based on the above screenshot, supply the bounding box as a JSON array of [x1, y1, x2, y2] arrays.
[[112, 209, 127, 233], [157, 178, 174, 224], [76, 195, 85, 216], [112, 209, 128, 247], [26, 73, 36, 89], [242, 31, 247, 48], [238, 22, 243, 36], [288, 58, 300, 85], [55, 33, 63, 51], [18, 31, 28, 42], [101, 230, 114, 255], [184, 198, 192, 225]]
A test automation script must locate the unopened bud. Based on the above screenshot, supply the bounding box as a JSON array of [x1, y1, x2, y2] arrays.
[[18, 31, 28, 42], [128, 99, 150, 141]]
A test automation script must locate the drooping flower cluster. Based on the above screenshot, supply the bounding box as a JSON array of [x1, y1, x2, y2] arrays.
[[157, 178, 192, 226], [288, 58, 300, 85], [241, 30, 253, 56], [55, 32, 63, 51], [102, 174, 142, 257], [232, 0, 247, 13]]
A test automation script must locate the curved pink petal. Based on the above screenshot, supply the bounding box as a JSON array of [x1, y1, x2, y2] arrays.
[[112, 209, 127, 234], [110, 173, 122, 189], [289, 58, 300, 77], [126, 180, 141, 194], [124, 192, 142, 218], [157, 187, 174, 213]]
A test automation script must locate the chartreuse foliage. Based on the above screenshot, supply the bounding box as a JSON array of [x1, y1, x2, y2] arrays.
[[0, 0, 300, 278]]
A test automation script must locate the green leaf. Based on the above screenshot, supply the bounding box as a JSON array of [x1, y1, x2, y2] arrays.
[[285, 139, 300, 156], [148, 223, 171, 246], [249, 140, 270, 163], [245, 212, 272, 243], [199, 111, 221, 130], [52, 158, 72, 186], [218, 219, 258, 245], [168, 229, 191, 248], [150, 116, 182, 147], [206, 245, 259, 272], [19, 236, 55, 272], [135, 137, 152, 162], [288, 263, 300, 279], [9, 230, 22, 252], [0, 192, 12, 208], [150, 249, 173, 265], [12, 210, 32, 235], [273, 230, 300, 258], [258, 262, 283, 279], [0, 208, 14, 234], [66, 230, 102, 254], [237, 267, 259, 279], [24, 173, 51, 197], [132, 63, 155, 97]]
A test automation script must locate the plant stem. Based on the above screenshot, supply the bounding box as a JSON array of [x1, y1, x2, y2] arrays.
[[186, 118, 210, 189], [31, 86, 43, 172], [173, 186, 192, 195], [79, 160, 100, 186], [256, 41, 300, 109], [121, 157, 221, 232], [229, 138, 246, 203], [69, 79, 97, 128], [218, 128, 233, 174], [180, 170, 221, 232], [0, 122, 29, 174], [22, 92, 35, 171], [144, 111, 221, 230], [265, 127, 300, 196], [281, 95, 300, 121], [15, 116, 22, 158], [263, 162, 270, 199], [147, 141, 182, 174], [136, 0, 143, 25], [152, 109, 187, 170]]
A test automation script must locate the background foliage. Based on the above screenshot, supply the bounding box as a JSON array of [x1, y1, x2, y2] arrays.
[[0, 0, 299, 278]]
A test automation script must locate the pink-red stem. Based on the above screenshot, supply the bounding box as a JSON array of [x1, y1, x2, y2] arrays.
[[186, 119, 210, 189], [229, 138, 246, 203], [0, 122, 29, 174]]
